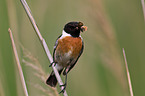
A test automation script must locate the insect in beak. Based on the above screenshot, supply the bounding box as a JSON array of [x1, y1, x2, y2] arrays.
[[80, 26, 87, 32]]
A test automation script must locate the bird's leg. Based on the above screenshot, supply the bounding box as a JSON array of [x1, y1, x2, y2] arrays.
[[59, 72, 67, 94], [49, 61, 57, 67]]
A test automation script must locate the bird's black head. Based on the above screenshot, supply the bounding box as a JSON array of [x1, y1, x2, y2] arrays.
[[64, 22, 87, 37]]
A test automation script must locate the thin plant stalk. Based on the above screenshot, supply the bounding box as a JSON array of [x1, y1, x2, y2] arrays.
[[8, 28, 29, 96], [141, 0, 145, 21], [123, 48, 134, 96], [20, 0, 68, 95]]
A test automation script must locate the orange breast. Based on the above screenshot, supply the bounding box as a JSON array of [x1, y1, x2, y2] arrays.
[[56, 36, 82, 57]]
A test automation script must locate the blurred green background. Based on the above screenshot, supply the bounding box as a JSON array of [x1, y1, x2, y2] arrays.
[[0, 0, 145, 96]]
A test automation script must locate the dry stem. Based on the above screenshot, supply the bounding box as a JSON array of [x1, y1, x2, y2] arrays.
[[20, 0, 68, 95], [141, 0, 145, 21], [8, 28, 29, 96], [123, 48, 134, 96]]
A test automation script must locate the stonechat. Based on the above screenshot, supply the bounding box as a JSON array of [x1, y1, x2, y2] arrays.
[[46, 21, 87, 93]]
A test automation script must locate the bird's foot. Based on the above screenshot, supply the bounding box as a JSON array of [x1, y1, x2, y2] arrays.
[[59, 83, 67, 94], [49, 62, 56, 67]]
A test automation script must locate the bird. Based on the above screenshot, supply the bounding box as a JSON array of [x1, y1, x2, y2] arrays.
[[46, 21, 87, 93]]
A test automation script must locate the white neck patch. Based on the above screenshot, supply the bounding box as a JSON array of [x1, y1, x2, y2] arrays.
[[59, 30, 71, 39], [62, 30, 71, 37], [60, 30, 81, 39]]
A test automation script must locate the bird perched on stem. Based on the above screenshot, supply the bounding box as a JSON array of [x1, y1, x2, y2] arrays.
[[46, 21, 87, 93]]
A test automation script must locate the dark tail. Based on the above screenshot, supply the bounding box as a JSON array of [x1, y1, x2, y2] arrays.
[[46, 69, 63, 87]]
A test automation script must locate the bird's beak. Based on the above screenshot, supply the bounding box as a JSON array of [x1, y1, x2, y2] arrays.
[[80, 26, 87, 32]]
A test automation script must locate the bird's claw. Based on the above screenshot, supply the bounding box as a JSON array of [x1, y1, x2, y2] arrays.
[[59, 83, 67, 94], [49, 62, 56, 67]]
